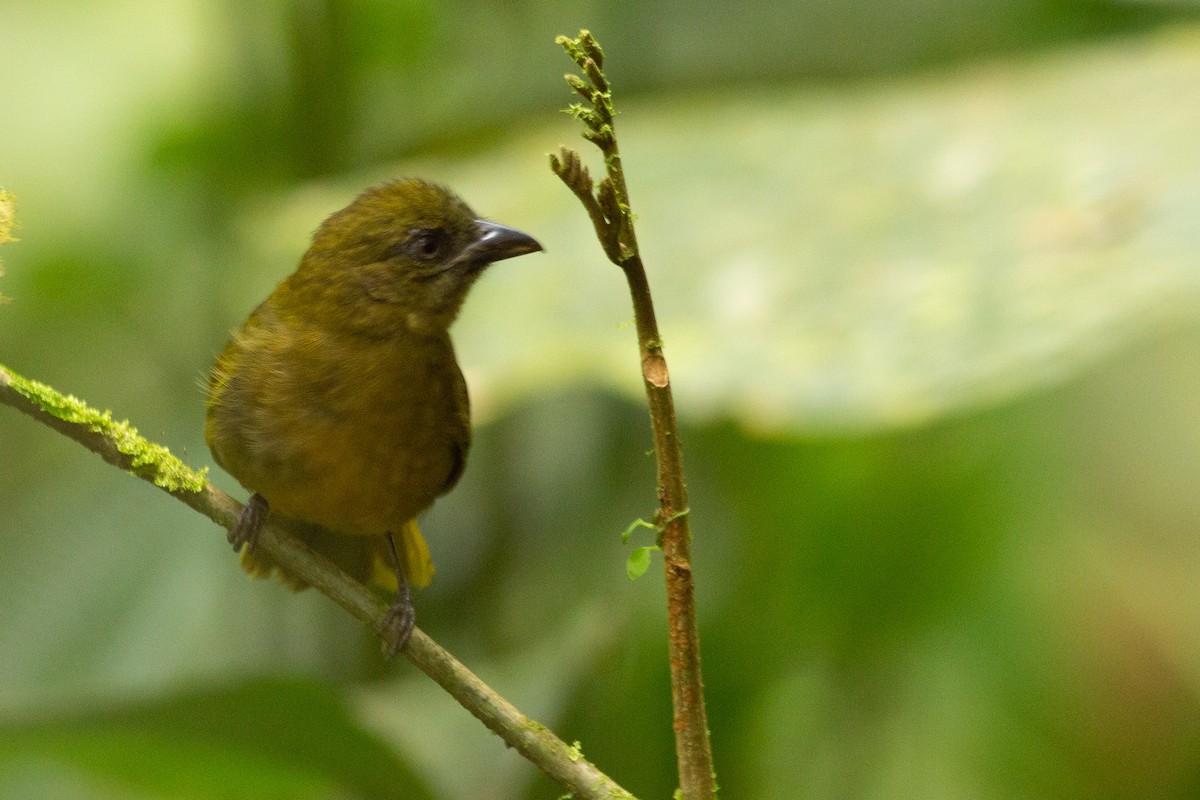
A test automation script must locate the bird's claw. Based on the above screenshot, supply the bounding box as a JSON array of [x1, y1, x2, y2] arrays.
[[230, 493, 269, 554], [380, 580, 415, 660]]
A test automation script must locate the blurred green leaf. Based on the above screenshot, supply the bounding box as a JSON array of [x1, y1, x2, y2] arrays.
[[352, 603, 624, 799], [0, 678, 435, 800], [234, 24, 1200, 434]]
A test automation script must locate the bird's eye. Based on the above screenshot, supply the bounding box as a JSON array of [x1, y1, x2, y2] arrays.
[[410, 229, 448, 261]]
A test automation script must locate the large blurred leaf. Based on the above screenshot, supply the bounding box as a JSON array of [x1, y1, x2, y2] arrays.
[[0, 678, 435, 800], [474, 26, 1200, 431], [236, 25, 1200, 432], [351, 602, 624, 799]]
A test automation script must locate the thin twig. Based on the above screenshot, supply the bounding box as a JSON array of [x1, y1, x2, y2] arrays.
[[550, 30, 717, 800], [0, 362, 635, 800]]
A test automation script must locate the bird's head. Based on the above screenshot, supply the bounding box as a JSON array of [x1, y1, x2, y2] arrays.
[[286, 179, 542, 336]]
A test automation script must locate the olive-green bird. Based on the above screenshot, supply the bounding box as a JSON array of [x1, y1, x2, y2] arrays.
[[205, 179, 542, 656]]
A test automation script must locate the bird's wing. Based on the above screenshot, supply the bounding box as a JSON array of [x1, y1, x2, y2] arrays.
[[438, 362, 471, 496]]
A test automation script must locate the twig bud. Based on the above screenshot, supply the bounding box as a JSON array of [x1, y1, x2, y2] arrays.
[[550, 146, 594, 197], [564, 73, 594, 103], [597, 177, 620, 223], [583, 58, 608, 94], [579, 30, 604, 69], [582, 128, 613, 150]]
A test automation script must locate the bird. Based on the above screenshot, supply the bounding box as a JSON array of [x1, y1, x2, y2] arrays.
[[205, 178, 542, 657]]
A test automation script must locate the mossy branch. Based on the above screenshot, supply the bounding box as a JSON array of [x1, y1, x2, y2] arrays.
[[550, 30, 718, 800], [0, 362, 635, 800]]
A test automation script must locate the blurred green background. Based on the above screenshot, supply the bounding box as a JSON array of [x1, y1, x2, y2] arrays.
[[3, 1, 1200, 798]]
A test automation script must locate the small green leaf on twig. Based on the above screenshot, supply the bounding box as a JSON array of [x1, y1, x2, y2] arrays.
[[566, 740, 584, 762], [621, 517, 657, 544], [627, 545, 660, 580], [621, 509, 681, 578]]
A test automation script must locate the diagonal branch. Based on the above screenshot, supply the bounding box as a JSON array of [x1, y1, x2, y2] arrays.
[[0, 362, 635, 800]]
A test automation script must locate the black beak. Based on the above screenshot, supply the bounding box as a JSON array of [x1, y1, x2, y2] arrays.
[[470, 220, 543, 264]]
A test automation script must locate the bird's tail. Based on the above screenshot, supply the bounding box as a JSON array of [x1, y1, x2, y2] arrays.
[[371, 518, 436, 590], [241, 517, 435, 591]]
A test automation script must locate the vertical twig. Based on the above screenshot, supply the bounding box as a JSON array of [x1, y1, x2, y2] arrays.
[[550, 30, 717, 800]]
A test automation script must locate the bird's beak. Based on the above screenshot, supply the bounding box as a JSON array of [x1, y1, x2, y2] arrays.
[[471, 220, 543, 264]]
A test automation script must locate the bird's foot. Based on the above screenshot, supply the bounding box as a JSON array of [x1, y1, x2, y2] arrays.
[[230, 493, 269, 554], [380, 576, 415, 660]]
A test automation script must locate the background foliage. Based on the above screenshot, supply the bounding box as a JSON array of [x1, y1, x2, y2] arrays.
[[3, 1, 1200, 798]]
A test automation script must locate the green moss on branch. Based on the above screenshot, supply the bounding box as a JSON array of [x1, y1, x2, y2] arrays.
[[0, 365, 207, 492]]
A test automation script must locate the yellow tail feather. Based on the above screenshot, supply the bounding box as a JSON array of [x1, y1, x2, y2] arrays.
[[370, 518, 435, 591]]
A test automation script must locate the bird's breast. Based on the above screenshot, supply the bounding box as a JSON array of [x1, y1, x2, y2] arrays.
[[210, 326, 468, 535]]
